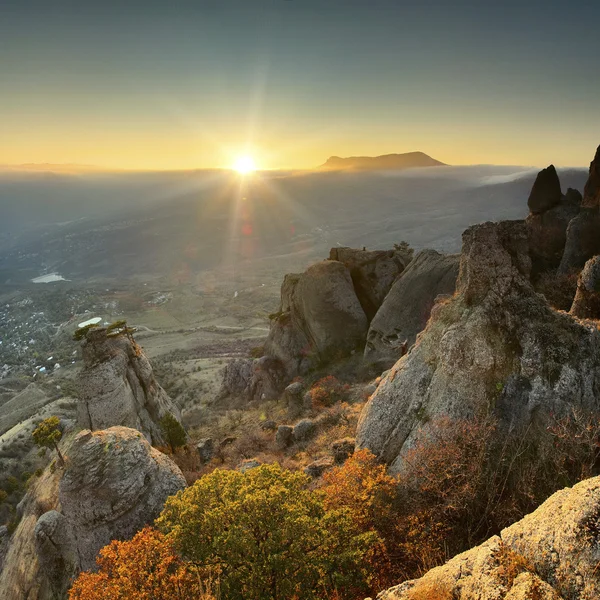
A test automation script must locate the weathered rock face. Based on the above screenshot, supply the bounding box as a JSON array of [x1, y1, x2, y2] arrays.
[[357, 220, 600, 472], [378, 476, 600, 599], [34, 427, 185, 592], [570, 255, 600, 319], [328, 247, 411, 320], [582, 144, 600, 208], [559, 146, 600, 274], [217, 356, 287, 403], [527, 164, 562, 214], [526, 180, 581, 276], [364, 250, 459, 363], [77, 328, 181, 444], [265, 260, 369, 376]]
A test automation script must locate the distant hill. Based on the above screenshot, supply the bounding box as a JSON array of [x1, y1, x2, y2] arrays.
[[319, 151, 446, 171]]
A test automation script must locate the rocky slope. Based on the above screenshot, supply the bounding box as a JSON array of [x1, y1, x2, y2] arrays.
[[376, 475, 600, 599], [77, 327, 182, 444], [356, 219, 600, 472]]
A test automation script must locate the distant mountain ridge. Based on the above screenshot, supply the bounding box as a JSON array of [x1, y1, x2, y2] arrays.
[[319, 151, 446, 171]]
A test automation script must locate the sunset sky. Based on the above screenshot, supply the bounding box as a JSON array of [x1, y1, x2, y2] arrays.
[[1, 0, 599, 170]]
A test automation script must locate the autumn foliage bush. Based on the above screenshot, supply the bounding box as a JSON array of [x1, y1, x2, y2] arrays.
[[307, 376, 350, 408], [68, 527, 217, 600]]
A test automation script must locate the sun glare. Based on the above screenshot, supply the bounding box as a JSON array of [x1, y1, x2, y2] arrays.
[[233, 155, 257, 174]]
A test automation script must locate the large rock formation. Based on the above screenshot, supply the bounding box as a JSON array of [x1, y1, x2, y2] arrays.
[[377, 476, 600, 599], [559, 145, 600, 274], [77, 328, 181, 444], [357, 220, 600, 472], [264, 260, 370, 376], [34, 427, 185, 595], [525, 168, 581, 276], [570, 255, 600, 319], [364, 250, 459, 363], [328, 247, 412, 320]]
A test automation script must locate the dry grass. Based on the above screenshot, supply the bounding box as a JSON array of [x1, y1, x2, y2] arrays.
[[406, 579, 454, 600]]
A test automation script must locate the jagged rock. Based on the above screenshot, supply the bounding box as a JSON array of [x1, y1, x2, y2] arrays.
[[36, 427, 185, 580], [357, 220, 600, 472], [276, 425, 294, 448], [559, 146, 600, 274], [331, 438, 355, 464], [527, 165, 562, 214], [526, 172, 581, 276], [365, 250, 459, 363], [77, 328, 181, 445], [196, 438, 215, 463], [237, 459, 261, 473], [304, 457, 334, 478], [570, 256, 600, 319], [293, 418, 316, 442], [264, 260, 369, 376], [217, 358, 254, 400], [217, 356, 287, 403], [378, 476, 600, 599], [252, 355, 287, 401], [583, 144, 600, 208], [328, 247, 412, 320]]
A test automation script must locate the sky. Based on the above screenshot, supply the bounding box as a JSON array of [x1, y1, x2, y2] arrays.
[[1, 0, 599, 170]]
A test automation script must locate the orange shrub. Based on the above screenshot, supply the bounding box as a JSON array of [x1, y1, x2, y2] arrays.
[[308, 376, 350, 408], [68, 527, 216, 600]]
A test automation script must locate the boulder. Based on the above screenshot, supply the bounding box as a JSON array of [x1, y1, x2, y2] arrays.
[[570, 255, 600, 319], [292, 418, 316, 442], [275, 425, 294, 448], [37, 427, 186, 577], [260, 419, 277, 432], [284, 381, 304, 415], [331, 438, 355, 464], [264, 260, 369, 376], [328, 246, 412, 320], [365, 250, 459, 363], [527, 164, 562, 214], [77, 328, 181, 445], [217, 356, 287, 403], [304, 457, 335, 478], [237, 459, 262, 473], [195, 438, 215, 463], [357, 220, 600, 472], [377, 476, 600, 599]]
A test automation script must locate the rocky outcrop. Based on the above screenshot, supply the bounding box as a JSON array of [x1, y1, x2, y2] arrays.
[[357, 220, 600, 472], [264, 260, 369, 376], [559, 145, 600, 274], [77, 328, 181, 444], [570, 255, 600, 319], [526, 172, 581, 276], [34, 427, 185, 592], [527, 165, 562, 214], [328, 247, 411, 320], [364, 250, 459, 363], [377, 476, 600, 599]]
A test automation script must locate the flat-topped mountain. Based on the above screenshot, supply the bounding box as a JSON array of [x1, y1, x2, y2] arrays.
[[319, 151, 446, 171]]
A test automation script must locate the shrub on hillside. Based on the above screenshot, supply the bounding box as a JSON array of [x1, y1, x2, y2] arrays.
[[307, 376, 350, 408], [69, 526, 216, 600], [156, 463, 381, 600]]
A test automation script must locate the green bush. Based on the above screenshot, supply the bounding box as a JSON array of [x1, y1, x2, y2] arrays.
[[156, 463, 380, 600]]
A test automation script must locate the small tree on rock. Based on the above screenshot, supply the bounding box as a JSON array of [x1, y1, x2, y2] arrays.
[[32, 416, 65, 467], [159, 413, 187, 453]]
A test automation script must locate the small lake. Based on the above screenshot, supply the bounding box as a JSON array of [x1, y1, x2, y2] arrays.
[[31, 273, 68, 283]]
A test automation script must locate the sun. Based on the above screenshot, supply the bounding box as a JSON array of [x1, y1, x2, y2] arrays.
[[232, 155, 257, 174]]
